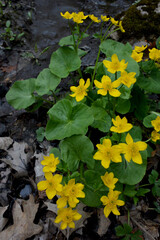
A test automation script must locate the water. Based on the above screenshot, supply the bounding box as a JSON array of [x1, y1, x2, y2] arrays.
[[31, 0, 136, 49]]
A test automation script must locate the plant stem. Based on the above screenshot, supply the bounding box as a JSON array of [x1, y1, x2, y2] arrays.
[[91, 47, 101, 88], [145, 138, 151, 143], [87, 95, 94, 102], [138, 183, 152, 188]]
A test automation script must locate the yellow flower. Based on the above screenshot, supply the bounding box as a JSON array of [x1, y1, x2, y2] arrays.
[[56, 179, 85, 208], [41, 153, 60, 173], [110, 116, 133, 133], [119, 20, 125, 33], [131, 50, 143, 62], [117, 71, 136, 88], [151, 130, 160, 142], [119, 133, 147, 164], [101, 15, 110, 22], [94, 75, 121, 97], [70, 78, 90, 102], [37, 172, 63, 199], [55, 207, 82, 230], [110, 17, 119, 26], [151, 116, 160, 132], [149, 48, 160, 61], [77, 11, 88, 19], [93, 139, 122, 169], [60, 11, 73, 19], [103, 54, 128, 73], [134, 45, 147, 53], [72, 12, 84, 24], [101, 190, 125, 218], [89, 14, 101, 23], [101, 172, 118, 189]]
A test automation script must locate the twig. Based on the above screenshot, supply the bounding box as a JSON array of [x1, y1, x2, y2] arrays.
[[131, 216, 156, 240]]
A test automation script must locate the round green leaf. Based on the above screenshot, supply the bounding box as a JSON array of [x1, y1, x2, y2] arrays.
[[60, 135, 94, 171], [91, 106, 112, 132], [116, 98, 131, 114], [36, 68, 61, 96], [49, 46, 81, 78], [6, 78, 36, 110], [81, 186, 101, 207], [137, 69, 160, 93], [143, 113, 157, 128], [46, 99, 94, 140], [109, 151, 147, 185]]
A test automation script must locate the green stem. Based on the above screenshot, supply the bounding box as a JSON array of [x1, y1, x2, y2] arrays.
[[138, 183, 152, 188], [107, 92, 111, 116], [145, 138, 151, 143], [91, 47, 101, 88], [35, 96, 52, 105], [103, 27, 120, 41], [87, 95, 94, 102]]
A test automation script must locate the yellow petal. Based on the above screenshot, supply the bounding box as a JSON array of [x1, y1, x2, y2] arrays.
[[112, 206, 120, 215], [126, 133, 133, 144], [132, 152, 142, 164], [136, 141, 147, 151], [68, 221, 75, 228], [103, 139, 112, 148], [104, 206, 111, 218], [46, 188, 56, 199], [97, 89, 108, 96], [94, 80, 102, 88], [60, 222, 67, 230], [117, 200, 125, 206], [79, 78, 85, 86], [56, 197, 67, 208], [85, 78, 90, 88], [101, 159, 110, 169], [73, 212, 82, 221], [109, 89, 121, 97], [37, 180, 48, 191], [45, 172, 53, 181]]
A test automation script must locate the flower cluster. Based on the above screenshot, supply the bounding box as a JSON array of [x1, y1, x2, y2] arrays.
[[151, 116, 160, 142], [131, 44, 147, 62], [60, 11, 125, 32], [37, 153, 85, 229]]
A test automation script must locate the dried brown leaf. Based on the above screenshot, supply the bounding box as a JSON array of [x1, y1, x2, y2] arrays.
[[0, 195, 42, 240]]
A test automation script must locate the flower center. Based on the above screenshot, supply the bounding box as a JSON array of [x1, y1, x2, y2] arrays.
[[64, 215, 72, 223], [77, 86, 85, 94]]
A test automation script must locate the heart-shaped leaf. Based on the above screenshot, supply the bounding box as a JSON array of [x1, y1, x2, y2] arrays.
[[46, 99, 94, 140]]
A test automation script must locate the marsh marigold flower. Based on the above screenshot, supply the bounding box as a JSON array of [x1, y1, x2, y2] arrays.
[[89, 14, 101, 23], [70, 78, 90, 102], [110, 115, 133, 133], [37, 172, 63, 199], [101, 15, 109, 22], [110, 17, 119, 26], [93, 139, 122, 169], [151, 130, 160, 142], [60, 11, 73, 19], [41, 153, 60, 173], [149, 48, 160, 61], [103, 54, 128, 73], [131, 50, 143, 62], [151, 116, 160, 132], [56, 179, 85, 208], [101, 190, 125, 218], [94, 75, 121, 97], [119, 20, 125, 33], [134, 45, 147, 53], [119, 133, 147, 164], [55, 207, 82, 230], [117, 71, 136, 88], [101, 172, 118, 189]]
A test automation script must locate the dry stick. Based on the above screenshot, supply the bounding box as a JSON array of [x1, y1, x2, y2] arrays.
[[131, 216, 156, 240]]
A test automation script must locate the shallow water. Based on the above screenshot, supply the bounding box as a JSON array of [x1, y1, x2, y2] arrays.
[[31, 0, 136, 49]]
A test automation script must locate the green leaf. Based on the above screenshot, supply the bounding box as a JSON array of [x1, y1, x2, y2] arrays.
[[124, 185, 137, 197], [156, 36, 160, 49], [109, 151, 147, 185], [136, 188, 150, 197], [81, 186, 101, 207], [91, 106, 112, 132], [130, 86, 149, 120], [6, 78, 36, 110], [143, 113, 157, 128], [59, 35, 78, 46], [129, 126, 142, 141], [100, 39, 140, 76], [119, 85, 132, 99], [59, 135, 94, 171], [49, 46, 81, 78], [36, 68, 61, 96], [49, 147, 61, 159], [137, 69, 160, 93], [152, 180, 160, 197], [116, 224, 132, 236], [148, 170, 158, 184], [46, 99, 94, 140], [84, 170, 102, 190], [116, 98, 131, 114], [36, 127, 45, 142]]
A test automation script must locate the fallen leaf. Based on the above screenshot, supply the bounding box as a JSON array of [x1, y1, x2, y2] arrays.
[[0, 65, 17, 73], [0, 195, 42, 240], [0, 206, 8, 231], [0, 141, 33, 174], [97, 208, 111, 236], [0, 137, 13, 151]]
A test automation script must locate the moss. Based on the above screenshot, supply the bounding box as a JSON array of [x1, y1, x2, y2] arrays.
[[116, 0, 160, 41]]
